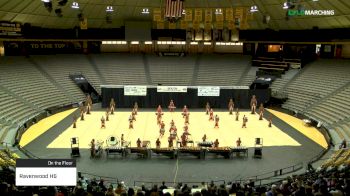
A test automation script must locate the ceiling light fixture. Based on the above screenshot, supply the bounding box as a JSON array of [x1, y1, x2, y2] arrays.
[[71, 2, 79, 9], [215, 8, 222, 15], [250, 5, 258, 13], [106, 6, 114, 12], [142, 8, 150, 14]]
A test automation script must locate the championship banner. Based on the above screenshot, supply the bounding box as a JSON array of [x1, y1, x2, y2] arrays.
[[168, 22, 177, 29], [165, 0, 183, 18], [235, 7, 244, 20], [80, 18, 88, 30], [193, 21, 201, 30], [204, 21, 212, 30], [180, 20, 187, 29], [194, 9, 203, 21], [153, 8, 162, 21], [204, 9, 212, 22], [124, 85, 147, 96], [157, 86, 187, 93], [215, 11, 224, 22], [185, 9, 193, 21], [227, 20, 235, 30], [225, 8, 234, 21], [198, 86, 220, 96], [216, 21, 224, 30], [157, 21, 165, 29]]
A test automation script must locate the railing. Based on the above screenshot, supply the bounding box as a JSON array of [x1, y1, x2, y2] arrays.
[[79, 171, 119, 186], [133, 180, 226, 188]]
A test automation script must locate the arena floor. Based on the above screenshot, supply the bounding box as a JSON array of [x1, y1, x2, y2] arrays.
[[20, 105, 327, 185]]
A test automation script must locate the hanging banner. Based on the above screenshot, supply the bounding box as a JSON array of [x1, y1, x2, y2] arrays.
[[124, 86, 147, 96], [204, 9, 212, 22], [185, 9, 193, 21], [180, 20, 187, 29], [216, 10, 224, 22], [80, 18, 88, 30], [194, 9, 203, 21], [153, 8, 162, 21], [157, 21, 165, 29], [168, 22, 177, 29], [157, 86, 187, 93], [227, 20, 235, 30], [193, 21, 201, 30], [198, 86, 220, 96], [204, 21, 212, 30], [216, 21, 224, 30], [225, 8, 234, 21]]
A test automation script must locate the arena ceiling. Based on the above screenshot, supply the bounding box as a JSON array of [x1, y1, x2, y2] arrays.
[[0, 0, 350, 30]]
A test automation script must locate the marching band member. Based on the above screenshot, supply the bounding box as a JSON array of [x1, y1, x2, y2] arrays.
[[132, 110, 136, 121], [137, 138, 141, 148], [250, 95, 257, 114], [170, 119, 175, 127], [157, 112, 162, 125], [110, 98, 116, 114], [156, 105, 163, 115], [205, 102, 210, 115], [259, 103, 264, 120], [121, 134, 125, 146], [86, 102, 91, 114], [202, 134, 207, 142], [209, 108, 214, 121], [159, 121, 165, 137], [184, 113, 190, 124], [168, 100, 176, 112], [101, 116, 106, 128], [228, 99, 234, 115], [168, 137, 174, 148], [181, 133, 187, 147], [242, 115, 248, 128], [213, 139, 219, 148], [235, 108, 239, 121], [236, 137, 242, 147], [106, 108, 110, 121], [183, 124, 189, 133], [129, 115, 134, 129], [73, 114, 77, 128], [268, 116, 272, 127], [214, 114, 220, 128], [182, 105, 189, 118], [80, 110, 84, 121], [156, 138, 161, 148], [133, 102, 138, 114], [90, 139, 96, 158]]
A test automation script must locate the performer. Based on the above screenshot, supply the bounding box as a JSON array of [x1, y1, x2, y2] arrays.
[[86, 102, 91, 114], [258, 103, 264, 120], [129, 115, 134, 129], [202, 134, 207, 142], [214, 114, 220, 128], [184, 113, 190, 124], [242, 115, 247, 128], [168, 137, 174, 148], [133, 102, 138, 114], [156, 138, 161, 148], [235, 108, 239, 121], [170, 119, 175, 127], [169, 125, 178, 140], [168, 100, 176, 112], [106, 108, 110, 121], [90, 139, 95, 158], [183, 124, 189, 133], [73, 114, 77, 128], [228, 99, 234, 115], [205, 102, 210, 115], [268, 116, 272, 127], [157, 112, 162, 125], [213, 139, 219, 148], [340, 139, 347, 149], [182, 105, 189, 118], [236, 137, 242, 147], [250, 95, 257, 114], [101, 116, 106, 128], [137, 138, 141, 148], [156, 105, 163, 115], [80, 110, 84, 121], [209, 108, 214, 121], [132, 110, 136, 121], [121, 134, 125, 146], [181, 133, 187, 147], [110, 98, 116, 114], [159, 121, 165, 137]]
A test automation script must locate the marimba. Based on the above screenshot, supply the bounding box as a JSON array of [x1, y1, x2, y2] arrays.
[[207, 147, 233, 159], [230, 146, 248, 157], [197, 141, 213, 147], [151, 148, 177, 159]]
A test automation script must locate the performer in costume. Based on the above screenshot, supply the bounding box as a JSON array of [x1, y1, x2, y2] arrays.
[[228, 99, 234, 115], [236, 137, 242, 147], [73, 114, 77, 128], [159, 121, 165, 137], [214, 115, 220, 128], [90, 139, 95, 158], [183, 124, 189, 133], [181, 133, 187, 147], [235, 108, 239, 121], [202, 134, 207, 142], [213, 139, 219, 148], [137, 138, 141, 148], [106, 108, 110, 121], [129, 115, 134, 129], [170, 119, 175, 127], [110, 98, 116, 114], [86, 94, 93, 114], [133, 102, 138, 115], [268, 116, 272, 127], [184, 113, 190, 124], [132, 110, 136, 121], [168, 100, 176, 112], [205, 102, 210, 115], [168, 137, 174, 148], [86, 102, 91, 114], [80, 110, 84, 121], [242, 115, 247, 128], [101, 116, 106, 128], [258, 103, 264, 120], [156, 138, 161, 148], [250, 95, 257, 114], [156, 105, 163, 115], [209, 108, 214, 121], [121, 134, 125, 146], [182, 105, 189, 118]]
